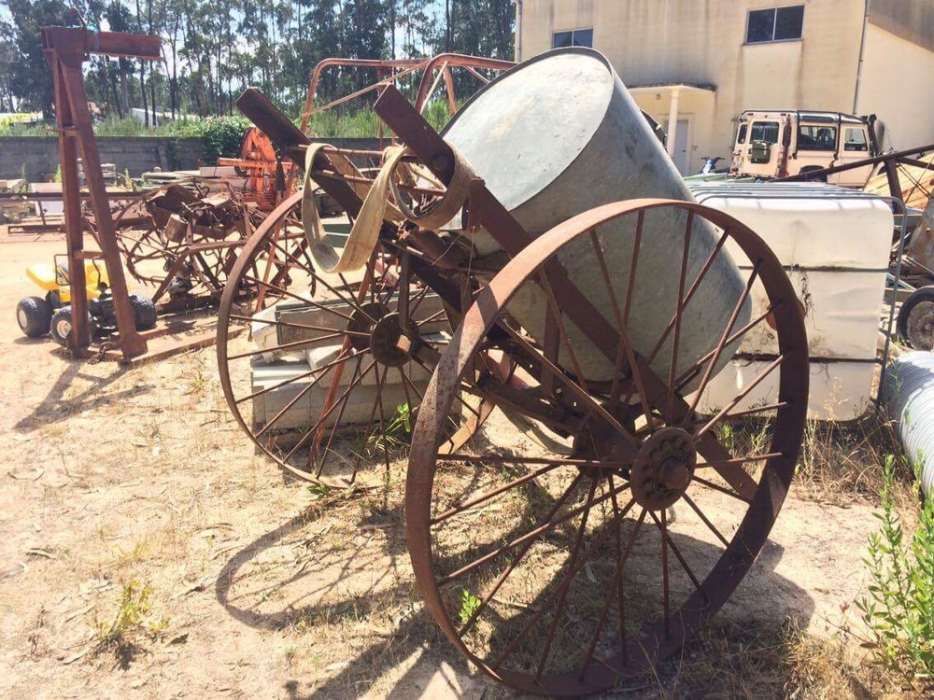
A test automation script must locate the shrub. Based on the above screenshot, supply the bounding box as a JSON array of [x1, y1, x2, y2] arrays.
[[856, 454, 934, 682], [170, 116, 251, 164]]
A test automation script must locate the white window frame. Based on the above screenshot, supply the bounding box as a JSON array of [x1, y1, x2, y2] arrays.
[[745, 5, 805, 45]]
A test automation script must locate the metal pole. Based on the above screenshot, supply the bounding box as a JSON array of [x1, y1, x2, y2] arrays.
[[49, 52, 90, 353]]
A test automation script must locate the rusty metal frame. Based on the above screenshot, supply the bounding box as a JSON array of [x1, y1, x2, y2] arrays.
[[42, 26, 160, 360], [778, 143, 934, 207], [298, 54, 513, 133], [232, 83, 810, 693]]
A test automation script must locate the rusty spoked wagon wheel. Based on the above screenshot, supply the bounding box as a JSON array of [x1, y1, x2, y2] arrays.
[[218, 191, 490, 484], [407, 200, 808, 695]]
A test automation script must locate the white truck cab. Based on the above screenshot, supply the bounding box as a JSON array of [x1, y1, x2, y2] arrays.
[[731, 110, 878, 187]]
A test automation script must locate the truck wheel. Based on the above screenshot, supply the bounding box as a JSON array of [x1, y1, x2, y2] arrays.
[[129, 295, 157, 330], [16, 296, 53, 338], [898, 286, 934, 350]]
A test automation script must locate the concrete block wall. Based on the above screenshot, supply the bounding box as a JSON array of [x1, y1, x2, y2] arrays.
[[0, 136, 387, 182], [0, 137, 205, 181]]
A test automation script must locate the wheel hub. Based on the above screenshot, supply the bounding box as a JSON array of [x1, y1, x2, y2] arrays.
[[370, 312, 412, 367], [346, 301, 388, 353], [631, 426, 697, 510], [346, 303, 414, 366]]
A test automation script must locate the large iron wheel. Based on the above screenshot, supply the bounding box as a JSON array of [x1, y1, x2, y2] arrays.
[[406, 199, 808, 695], [217, 192, 489, 484]]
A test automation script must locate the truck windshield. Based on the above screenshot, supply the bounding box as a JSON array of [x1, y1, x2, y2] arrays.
[[750, 121, 779, 144]]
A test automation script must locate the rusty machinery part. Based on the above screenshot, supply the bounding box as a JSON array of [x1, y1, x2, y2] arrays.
[[41, 27, 161, 360], [405, 200, 808, 695], [91, 184, 263, 305], [299, 54, 514, 134], [235, 83, 808, 693], [216, 192, 493, 485], [217, 127, 292, 212]]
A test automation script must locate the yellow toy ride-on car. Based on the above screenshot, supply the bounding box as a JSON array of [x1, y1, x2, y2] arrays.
[[16, 255, 157, 345]]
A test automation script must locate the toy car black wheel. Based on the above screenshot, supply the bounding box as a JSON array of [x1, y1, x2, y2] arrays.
[[46, 290, 62, 309], [16, 296, 53, 338], [898, 285, 934, 350], [49, 306, 91, 346], [129, 295, 157, 330]]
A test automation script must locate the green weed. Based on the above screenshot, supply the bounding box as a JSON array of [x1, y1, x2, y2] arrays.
[[457, 588, 482, 626], [93, 580, 166, 668], [856, 455, 933, 682]]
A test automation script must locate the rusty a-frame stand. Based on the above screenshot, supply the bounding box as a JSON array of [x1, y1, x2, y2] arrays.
[[42, 27, 159, 360]]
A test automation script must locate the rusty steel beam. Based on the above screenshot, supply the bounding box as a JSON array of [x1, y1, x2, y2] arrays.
[[42, 27, 159, 360], [41, 27, 160, 59], [778, 142, 934, 195]]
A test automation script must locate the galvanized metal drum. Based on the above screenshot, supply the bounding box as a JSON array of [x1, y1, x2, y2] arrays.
[[443, 48, 750, 384]]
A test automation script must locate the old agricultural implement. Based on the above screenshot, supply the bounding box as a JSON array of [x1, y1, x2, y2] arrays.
[[217, 49, 808, 694]]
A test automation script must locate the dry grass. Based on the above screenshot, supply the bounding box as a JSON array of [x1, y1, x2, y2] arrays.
[[723, 408, 918, 512]]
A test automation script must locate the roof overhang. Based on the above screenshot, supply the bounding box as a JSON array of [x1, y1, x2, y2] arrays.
[[628, 83, 717, 95]]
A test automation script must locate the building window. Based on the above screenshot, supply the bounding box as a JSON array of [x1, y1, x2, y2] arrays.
[[798, 125, 837, 151], [747, 6, 804, 43], [844, 127, 868, 151], [553, 28, 593, 48], [750, 121, 780, 144]]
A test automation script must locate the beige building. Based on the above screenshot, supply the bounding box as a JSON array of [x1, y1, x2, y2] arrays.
[[516, 0, 934, 173]]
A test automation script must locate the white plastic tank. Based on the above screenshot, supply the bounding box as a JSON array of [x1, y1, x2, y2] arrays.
[[689, 182, 894, 420]]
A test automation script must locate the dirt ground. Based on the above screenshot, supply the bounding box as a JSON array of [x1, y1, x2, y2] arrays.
[[0, 231, 897, 698]]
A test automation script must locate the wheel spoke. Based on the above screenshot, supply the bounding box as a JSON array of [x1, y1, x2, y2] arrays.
[[666, 213, 693, 416], [497, 321, 639, 449], [433, 461, 570, 525], [438, 479, 630, 586], [589, 230, 654, 426], [235, 351, 362, 406], [682, 493, 730, 548], [645, 228, 729, 366], [314, 356, 363, 477], [578, 481, 639, 677], [673, 305, 774, 392], [281, 358, 377, 463], [456, 474, 585, 636], [685, 263, 760, 420], [648, 509, 705, 597], [253, 352, 354, 438], [694, 451, 783, 469], [693, 355, 784, 439], [691, 474, 751, 503], [227, 332, 349, 361], [231, 313, 370, 338], [240, 274, 355, 323], [660, 508, 671, 638], [534, 479, 599, 680]]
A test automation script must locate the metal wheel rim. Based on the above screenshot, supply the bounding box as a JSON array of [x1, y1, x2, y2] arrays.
[[406, 198, 808, 695], [217, 192, 490, 485]]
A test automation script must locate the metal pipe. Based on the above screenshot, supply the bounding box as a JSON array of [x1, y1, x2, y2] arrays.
[[884, 351, 934, 497]]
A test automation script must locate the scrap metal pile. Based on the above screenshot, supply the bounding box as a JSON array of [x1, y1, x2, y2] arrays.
[[96, 182, 263, 309]]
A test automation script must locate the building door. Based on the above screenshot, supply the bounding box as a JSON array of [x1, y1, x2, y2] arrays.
[[661, 118, 691, 173]]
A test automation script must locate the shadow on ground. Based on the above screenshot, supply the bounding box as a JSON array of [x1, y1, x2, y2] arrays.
[[13, 361, 152, 433], [216, 474, 817, 698]]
